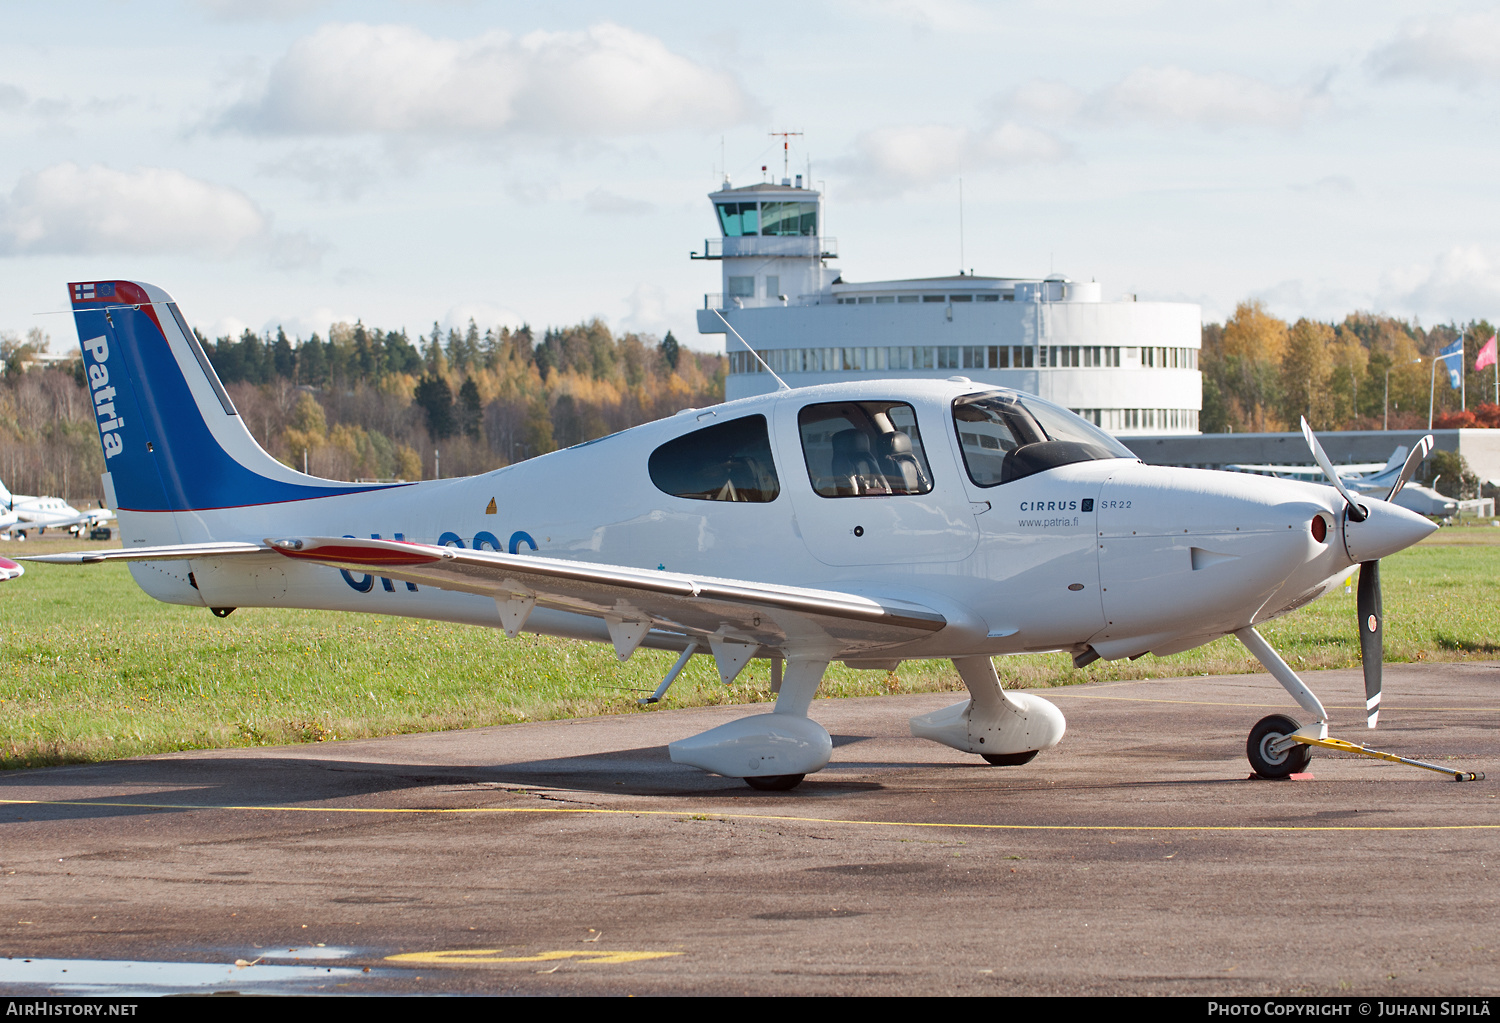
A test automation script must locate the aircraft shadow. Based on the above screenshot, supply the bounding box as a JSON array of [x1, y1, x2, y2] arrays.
[[0, 737, 887, 822]]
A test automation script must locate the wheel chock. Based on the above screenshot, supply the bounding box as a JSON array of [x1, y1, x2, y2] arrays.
[[1287, 734, 1485, 782]]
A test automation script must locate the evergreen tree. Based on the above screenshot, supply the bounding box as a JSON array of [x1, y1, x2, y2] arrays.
[[299, 333, 327, 387], [272, 327, 296, 381], [459, 377, 482, 439], [414, 373, 455, 439], [659, 330, 680, 371]]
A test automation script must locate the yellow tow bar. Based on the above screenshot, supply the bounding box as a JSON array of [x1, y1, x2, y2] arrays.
[[1288, 735, 1485, 782]]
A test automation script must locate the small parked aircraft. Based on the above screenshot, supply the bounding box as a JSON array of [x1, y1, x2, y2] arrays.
[[1229, 446, 1458, 518], [25, 280, 1461, 789], [0, 480, 116, 538]]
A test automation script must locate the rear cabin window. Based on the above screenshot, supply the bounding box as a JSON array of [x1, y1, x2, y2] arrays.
[[648, 415, 780, 503], [798, 401, 934, 498]]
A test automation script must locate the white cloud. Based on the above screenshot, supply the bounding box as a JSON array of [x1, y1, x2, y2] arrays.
[[1381, 245, 1500, 320], [0, 163, 320, 267], [1368, 12, 1500, 87], [1107, 66, 1325, 128], [1002, 66, 1327, 130], [221, 22, 759, 139], [442, 302, 526, 336], [257, 147, 380, 201], [583, 187, 654, 216], [838, 121, 1067, 193], [194, 0, 332, 21], [1003, 80, 1086, 121], [851, 0, 1001, 33], [619, 283, 674, 340]]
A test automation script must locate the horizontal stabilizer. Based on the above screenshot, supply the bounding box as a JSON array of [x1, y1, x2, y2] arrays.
[[19, 541, 272, 564]]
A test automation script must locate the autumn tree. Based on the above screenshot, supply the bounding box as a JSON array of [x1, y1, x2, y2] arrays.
[[1280, 318, 1334, 428]]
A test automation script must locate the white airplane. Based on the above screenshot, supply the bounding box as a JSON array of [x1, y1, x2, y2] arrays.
[[25, 280, 1468, 789], [1229, 447, 1458, 519], [0, 555, 23, 581], [0, 479, 116, 538]]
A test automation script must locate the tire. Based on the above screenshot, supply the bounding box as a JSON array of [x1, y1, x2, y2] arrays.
[[744, 773, 805, 791], [1247, 714, 1312, 778], [981, 750, 1039, 766]]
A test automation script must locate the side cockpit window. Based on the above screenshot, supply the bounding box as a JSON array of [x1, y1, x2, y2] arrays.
[[954, 392, 1136, 486], [649, 414, 780, 503], [798, 401, 934, 497]]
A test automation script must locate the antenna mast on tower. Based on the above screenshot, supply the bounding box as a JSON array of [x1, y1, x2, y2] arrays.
[[769, 131, 803, 181]]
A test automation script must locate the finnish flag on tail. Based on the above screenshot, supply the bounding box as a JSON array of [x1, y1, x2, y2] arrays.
[[71, 282, 116, 301], [1438, 338, 1463, 389]]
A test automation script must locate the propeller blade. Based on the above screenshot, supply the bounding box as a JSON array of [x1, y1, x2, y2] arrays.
[[1300, 417, 1366, 522], [1386, 434, 1435, 502], [1357, 560, 1383, 728]]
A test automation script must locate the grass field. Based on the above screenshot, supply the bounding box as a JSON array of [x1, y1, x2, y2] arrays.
[[2, 524, 1497, 769]]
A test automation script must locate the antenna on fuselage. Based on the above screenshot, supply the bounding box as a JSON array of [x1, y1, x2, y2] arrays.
[[713, 309, 790, 391]]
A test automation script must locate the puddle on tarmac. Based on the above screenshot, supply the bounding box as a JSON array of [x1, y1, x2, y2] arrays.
[[0, 957, 371, 996], [249, 945, 361, 961]]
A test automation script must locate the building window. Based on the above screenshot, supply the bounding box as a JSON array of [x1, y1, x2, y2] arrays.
[[978, 294, 1000, 302], [760, 201, 817, 237], [950, 294, 973, 303], [728, 276, 754, 298], [875, 295, 894, 304], [766, 275, 779, 299], [898, 295, 919, 304], [922, 295, 945, 303], [715, 202, 759, 237]]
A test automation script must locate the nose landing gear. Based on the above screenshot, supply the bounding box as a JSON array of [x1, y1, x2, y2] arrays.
[[1247, 714, 1313, 778]]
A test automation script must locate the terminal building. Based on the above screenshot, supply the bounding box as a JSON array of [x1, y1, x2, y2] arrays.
[[694, 177, 1204, 435]]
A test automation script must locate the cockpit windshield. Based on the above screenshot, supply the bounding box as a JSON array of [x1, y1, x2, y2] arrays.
[[953, 392, 1136, 487]]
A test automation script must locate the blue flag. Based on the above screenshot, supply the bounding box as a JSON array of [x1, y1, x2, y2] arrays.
[[1439, 338, 1463, 389]]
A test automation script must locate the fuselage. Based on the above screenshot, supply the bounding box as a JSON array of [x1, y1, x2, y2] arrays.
[[115, 378, 1405, 665]]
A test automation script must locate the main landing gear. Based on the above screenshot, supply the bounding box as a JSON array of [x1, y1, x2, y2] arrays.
[[667, 656, 834, 791], [909, 656, 1065, 766]]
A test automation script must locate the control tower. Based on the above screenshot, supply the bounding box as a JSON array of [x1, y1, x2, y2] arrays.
[[691, 174, 840, 311], [692, 175, 1203, 435]]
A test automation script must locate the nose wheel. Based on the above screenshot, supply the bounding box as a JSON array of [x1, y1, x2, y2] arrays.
[[1247, 714, 1313, 778]]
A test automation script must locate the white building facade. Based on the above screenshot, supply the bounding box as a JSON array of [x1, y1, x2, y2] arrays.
[[695, 179, 1203, 435]]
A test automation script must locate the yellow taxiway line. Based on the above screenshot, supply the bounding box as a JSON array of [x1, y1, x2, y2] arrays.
[[1, 798, 1495, 833]]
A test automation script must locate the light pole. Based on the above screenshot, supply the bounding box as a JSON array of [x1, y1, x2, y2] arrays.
[[1385, 357, 1421, 430]]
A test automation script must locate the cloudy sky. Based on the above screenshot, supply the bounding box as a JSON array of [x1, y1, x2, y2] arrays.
[[3, 1, 1499, 352]]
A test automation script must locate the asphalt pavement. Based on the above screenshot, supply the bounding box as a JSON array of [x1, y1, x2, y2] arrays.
[[1, 660, 1496, 996]]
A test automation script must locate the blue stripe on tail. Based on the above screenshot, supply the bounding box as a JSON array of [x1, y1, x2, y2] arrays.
[[71, 280, 402, 512]]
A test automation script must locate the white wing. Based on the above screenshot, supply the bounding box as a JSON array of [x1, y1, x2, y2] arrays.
[[269, 535, 946, 656]]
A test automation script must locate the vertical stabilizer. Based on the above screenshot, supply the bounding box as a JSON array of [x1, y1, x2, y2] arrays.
[[68, 280, 404, 526]]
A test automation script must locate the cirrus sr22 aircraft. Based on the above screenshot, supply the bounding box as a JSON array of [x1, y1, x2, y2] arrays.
[[27, 280, 1456, 790]]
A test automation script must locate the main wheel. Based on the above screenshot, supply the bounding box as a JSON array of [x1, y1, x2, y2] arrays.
[[744, 773, 805, 791], [1247, 714, 1312, 778], [981, 750, 1038, 766]]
